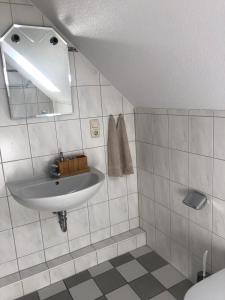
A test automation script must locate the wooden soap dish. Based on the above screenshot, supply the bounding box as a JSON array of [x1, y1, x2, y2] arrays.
[[57, 155, 90, 177]]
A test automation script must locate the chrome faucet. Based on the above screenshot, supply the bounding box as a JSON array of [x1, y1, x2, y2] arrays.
[[49, 163, 61, 178], [49, 152, 64, 178]]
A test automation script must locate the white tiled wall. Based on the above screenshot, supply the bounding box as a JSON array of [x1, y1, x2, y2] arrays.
[[0, 1, 138, 278], [136, 107, 225, 282]]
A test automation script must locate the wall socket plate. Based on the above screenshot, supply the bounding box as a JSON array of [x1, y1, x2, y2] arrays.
[[90, 119, 100, 138]]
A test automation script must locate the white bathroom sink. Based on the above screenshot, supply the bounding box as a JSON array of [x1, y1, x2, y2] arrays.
[[184, 268, 225, 300], [7, 168, 105, 212]]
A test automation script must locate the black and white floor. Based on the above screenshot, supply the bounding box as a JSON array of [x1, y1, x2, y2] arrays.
[[18, 246, 192, 300]]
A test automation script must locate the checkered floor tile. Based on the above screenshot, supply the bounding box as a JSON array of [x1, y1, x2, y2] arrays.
[[17, 246, 192, 300]]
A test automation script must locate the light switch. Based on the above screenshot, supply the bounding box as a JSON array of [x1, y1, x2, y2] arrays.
[[90, 119, 100, 138]]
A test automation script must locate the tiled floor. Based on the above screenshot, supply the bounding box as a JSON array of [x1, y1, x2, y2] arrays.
[[17, 246, 192, 300]]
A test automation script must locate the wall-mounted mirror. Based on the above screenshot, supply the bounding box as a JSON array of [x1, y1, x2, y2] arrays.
[[0, 24, 73, 119]]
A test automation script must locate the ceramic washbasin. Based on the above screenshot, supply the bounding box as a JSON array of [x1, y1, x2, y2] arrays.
[[7, 168, 105, 212]]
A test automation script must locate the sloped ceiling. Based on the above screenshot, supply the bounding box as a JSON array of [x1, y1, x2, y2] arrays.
[[32, 0, 225, 109]]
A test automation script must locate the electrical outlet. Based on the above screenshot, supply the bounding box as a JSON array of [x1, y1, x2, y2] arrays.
[[90, 119, 100, 138]]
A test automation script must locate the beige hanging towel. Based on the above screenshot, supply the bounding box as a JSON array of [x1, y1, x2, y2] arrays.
[[107, 115, 123, 177], [117, 114, 134, 175]]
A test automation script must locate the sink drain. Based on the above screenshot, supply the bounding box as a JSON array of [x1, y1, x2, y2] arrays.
[[54, 211, 67, 232]]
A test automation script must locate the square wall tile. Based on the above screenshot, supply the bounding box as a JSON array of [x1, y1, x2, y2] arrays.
[[171, 213, 188, 247], [84, 146, 106, 174], [0, 3, 12, 36], [153, 146, 169, 178], [170, 181, 188, 218], [213, 159, 225, 200], [45, 242, 69, 261], [140, 195, 155, 226], [3, 159, 33, 182], [171, 242, 189, 277], [69, 234, 91, 252], [154, 175, 170, 208], [100, 73, 110, 85], [0, 229, 16, 264], [189, 153, 213, 195], [130, 218, 139, 230], [0, 197, 11, 231], [68, 208, 90, 240], [111, 221, 129, 236], [213, 197, 225, 239], [41, 217, 68, 248], [78, 86, 102, 118], [13, 221, 43, 257], [0, 281, 23, 300], [128, 193, 139, 219], [68, 52, 76, 86], [22, 270, 50, 295], [0, 125, 30, 162], [101, 86, 123, 116], [11, 3, 43, 25], [88, 202, 110, 232], [9, 196, 39, 227], [169, 149, 188, 185], [133, 229, 146, 247], [0, 89, 26, 127], [139, 169, 154, 199], [107, 176, 127, 199], [141, 220, 156, 249], [0, 59, 5, 89], [56, 119, 82, 152], [155, 204, 171, 236], [96, 243, 117, 264], [135, 113, 153, 143], [169, 115, 188, 151], [124, 114, 135, 142], [32, 154, 57, 177], [153, 115, 169, 147], [109, 196, 129, 225], [155, 229, 171, 262], [18, 250, 45, 271], [75, 52, 99, 86], [214, 117, 225, 160], [28, 122, 58, 157], [136, 142, 153, 173], [123, 97, 134, 114], [81, 118, 104, 148], [212, 234, 225, 272], [88, 180, 108, 206], [127, 170, 138, 194], [91, 227, 110, 244], [0, 164, 6, 197], [189, 221, 212, 261], [74, 251, 97, 273], [189, 195, 212, 231], [189, 116, 213, 157], [50, 261, 75, 284], [0, 260, 18, 278]]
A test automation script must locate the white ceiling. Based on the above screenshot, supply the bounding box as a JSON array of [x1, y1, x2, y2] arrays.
[[32, 0, 225, 109]]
